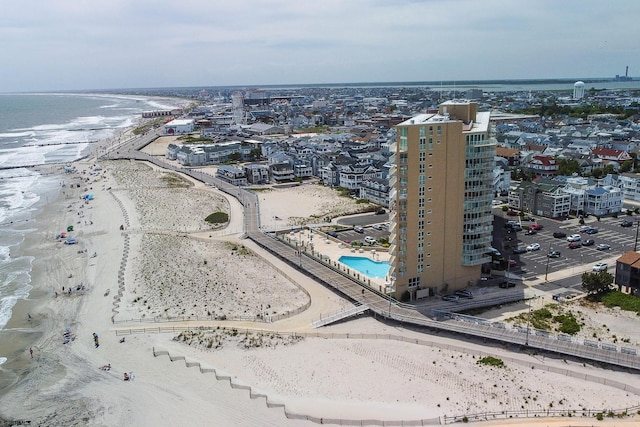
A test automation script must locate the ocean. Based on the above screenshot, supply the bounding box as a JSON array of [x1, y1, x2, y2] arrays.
[[0, 93, 183, 363]]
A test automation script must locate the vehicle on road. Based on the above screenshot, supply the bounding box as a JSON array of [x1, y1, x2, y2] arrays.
[[553, 231, 567, 238], [547, 250, 561, 258], [525, 229, 537, 235], [326, 230, 339, 238], [522, 216, 535, 222], [353, 225, 364, 233], [596, 243, 611, 251], [455, 289, 473, 299], [526, 243, 541, 251], [585, 228, 599, 235], [592, 262, 608, 272], [364, 236, 377, 244], [621, 220, 633, 227], [567, 234, 581, 242], [487, 247, 502, 257], [442, 295, 459, 302], [512, 247, 527, 254], [499, 280, 517, 288], [568, 242, 581, 249], [375, 208, 386, 215], [530, 223, 544, 230], [582, 239, 595, 246]]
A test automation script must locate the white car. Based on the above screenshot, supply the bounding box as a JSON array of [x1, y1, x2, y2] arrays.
[[592, 262, 608, 272], [526, 243, 541, 251], [364, 236, 377, 244], [567, 234, 581, 242]]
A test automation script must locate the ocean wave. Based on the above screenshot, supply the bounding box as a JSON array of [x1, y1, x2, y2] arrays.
[[0, 357, 7, 365], [0, 131, 35, 138]]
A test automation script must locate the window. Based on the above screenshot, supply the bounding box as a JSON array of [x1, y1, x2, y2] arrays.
[[437, 125, 441, 135], [418, 198, 425, 207], [419, 152, 426, 161], [419, 137, 426, 150], [419, 175, 425, 185], [419, 164, 425, 173], [419, 187, 425, 196]]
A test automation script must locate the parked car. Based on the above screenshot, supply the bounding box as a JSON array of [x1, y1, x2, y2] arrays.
[[364, 236, 377, 244], [442, 295, 459, 302], [375, 208, 386, 215], [487, 247, 502, 257], [508, 259, 518, 267], [372, 224, 383, 230], [326, 230, 339, 238], [353, 226, 364, 233], [526, 243, 541, 251], [525, 229, 537, 235], [592, 262, 608, 272], [553, 231, 567, 238], [529, 223, 544, 230], [455, 289, 473, 299], [567, 234, 581, 242], [547, 250, 561, 258], [568, 242, 581, 249], [512, 247, 527, 254], [585, 228, 599, 235], [581, 239, 595, 246], [596, 243, 611, 251], [506, 210, 518, 216], [499, 280, 517, 288], [522, 216, 535, 222], [621, 220, 633, 227]]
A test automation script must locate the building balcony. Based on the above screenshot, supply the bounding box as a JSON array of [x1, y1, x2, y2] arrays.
[[462, 254, 492, 267]]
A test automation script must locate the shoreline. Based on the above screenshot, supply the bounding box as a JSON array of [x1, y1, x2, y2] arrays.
[[1, 132, 640, 425]]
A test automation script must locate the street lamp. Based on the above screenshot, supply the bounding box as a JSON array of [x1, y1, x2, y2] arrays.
[[545, 243, 552, 281], [634, 219, 640, 252], [525, 297, 533, 346]]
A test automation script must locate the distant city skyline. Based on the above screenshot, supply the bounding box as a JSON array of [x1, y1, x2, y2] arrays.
[[2, 0, 639, 93]]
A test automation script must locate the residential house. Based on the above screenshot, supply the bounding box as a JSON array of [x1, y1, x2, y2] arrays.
[[525, 155, 558, 178], [216, 165, 247, 186], [509, 181, 571, 218], [615, 251, 640, 295], [243, 163, 270, 184], [359, 177, 389, 206]]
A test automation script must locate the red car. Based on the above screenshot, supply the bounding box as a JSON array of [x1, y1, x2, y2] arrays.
[[568, 242, 581, 249], [530, 223, 544, 230], [506, 210, 518, 216]]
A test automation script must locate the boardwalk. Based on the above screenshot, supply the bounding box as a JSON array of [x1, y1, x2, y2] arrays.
[[104, 132, 640, 371]]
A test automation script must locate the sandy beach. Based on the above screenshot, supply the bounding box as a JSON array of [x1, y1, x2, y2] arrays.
[[1, 140, 640, 426]]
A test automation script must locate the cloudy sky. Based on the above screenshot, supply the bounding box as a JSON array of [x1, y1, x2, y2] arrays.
[[2, 0, 639, 92]]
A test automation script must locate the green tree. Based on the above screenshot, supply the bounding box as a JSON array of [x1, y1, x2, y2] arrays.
[[581, 271, 614, 295], [591, 168, 603, 179], [620, 160, 633, 173], [557, 158, 581, 176]]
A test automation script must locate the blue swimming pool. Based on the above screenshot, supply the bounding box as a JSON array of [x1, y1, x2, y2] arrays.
[[338, 256, 390, 279]]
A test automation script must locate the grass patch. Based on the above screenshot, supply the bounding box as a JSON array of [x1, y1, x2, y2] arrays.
[[205, 212, 229, 224], [477, 356, 505, 368], [600, 291, 640, 315], [161, 173, 191, 188], [553, 312, 582, 335]]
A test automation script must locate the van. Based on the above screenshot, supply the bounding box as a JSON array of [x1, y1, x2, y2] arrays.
[[354, 226, 364, 233], [364, 236, 377, 244]]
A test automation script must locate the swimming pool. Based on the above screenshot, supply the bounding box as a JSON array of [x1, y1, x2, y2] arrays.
[[338, 256, 390, 279]]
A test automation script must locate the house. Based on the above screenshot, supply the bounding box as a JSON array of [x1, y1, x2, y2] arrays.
[[615, 251, 640, 295], [163, 119, 194, 135], [583, 186, 622, 216], [243, 163, 270, 184], [216, 165, 247, 186], [525, 155, 558, 178], [270, 163, 295, 182], [592, 147, 633, 162], [619, 174, 640, 202], [509, 181, 571, 218], [359, 177, 389, 206]]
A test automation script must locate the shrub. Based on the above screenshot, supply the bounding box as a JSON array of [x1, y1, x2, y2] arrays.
[[205, 212, 229, 224], [477, 356, 505, 368]]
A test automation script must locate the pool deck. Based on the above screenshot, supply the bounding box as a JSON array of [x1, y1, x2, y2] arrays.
[[281, 228, 392, 292]]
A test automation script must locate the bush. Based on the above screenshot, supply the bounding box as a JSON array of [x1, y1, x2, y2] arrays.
[[205, 212, 229, 224], [477, 356, 505, 368], [553, 312, 582, 335]]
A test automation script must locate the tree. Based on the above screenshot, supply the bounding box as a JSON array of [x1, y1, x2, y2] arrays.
[[557, 158, 581, 176], [620, 160, 633, 173], [591, 168, 604, 179], [581, 271, 614, 295]]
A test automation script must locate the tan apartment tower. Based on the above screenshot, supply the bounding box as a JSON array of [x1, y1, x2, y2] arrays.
[[388, 101, 495, 300]]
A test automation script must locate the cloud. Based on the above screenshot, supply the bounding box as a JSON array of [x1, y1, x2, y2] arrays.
[[0, 0, 639, 91]]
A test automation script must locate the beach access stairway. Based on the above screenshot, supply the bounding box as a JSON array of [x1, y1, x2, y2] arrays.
[[310, 303, 369, 328]]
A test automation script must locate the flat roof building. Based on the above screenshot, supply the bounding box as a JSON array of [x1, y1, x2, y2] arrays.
[[389, 101, 495, 300]]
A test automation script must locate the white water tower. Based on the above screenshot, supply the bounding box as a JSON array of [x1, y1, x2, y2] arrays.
[[573, 81, 585, 100]]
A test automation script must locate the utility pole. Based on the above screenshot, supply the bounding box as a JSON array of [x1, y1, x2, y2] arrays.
[[545, 242, 552, 281], [525, 298, 533, 346], [635, 219, 640, 252]]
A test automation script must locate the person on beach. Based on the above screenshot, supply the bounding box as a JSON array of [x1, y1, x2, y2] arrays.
[[29, 348, 33, 359], [123, 372, 130, 381]]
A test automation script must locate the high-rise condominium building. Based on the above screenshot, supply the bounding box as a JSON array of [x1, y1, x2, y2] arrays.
[[388, 101, 495, 300]]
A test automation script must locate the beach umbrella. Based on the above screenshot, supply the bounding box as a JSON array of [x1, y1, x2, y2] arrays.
[[67, 225, 74, 232]]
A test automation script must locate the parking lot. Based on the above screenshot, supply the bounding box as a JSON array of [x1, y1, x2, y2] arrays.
[[323, 221, 390, 246], [494, 210, 639, 280]]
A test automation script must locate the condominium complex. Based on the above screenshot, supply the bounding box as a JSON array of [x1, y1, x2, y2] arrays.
[[389, 101, 495, 300]]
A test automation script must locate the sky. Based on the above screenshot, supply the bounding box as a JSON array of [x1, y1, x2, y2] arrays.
[[1, 0, 639, 92]]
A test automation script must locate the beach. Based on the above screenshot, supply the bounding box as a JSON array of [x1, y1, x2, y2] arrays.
[[1, 141, 640, 426]]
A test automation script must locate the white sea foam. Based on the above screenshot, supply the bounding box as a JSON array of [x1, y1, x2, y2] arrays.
[[0, 357, 7, 365], [0, 131, 35, 138]]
